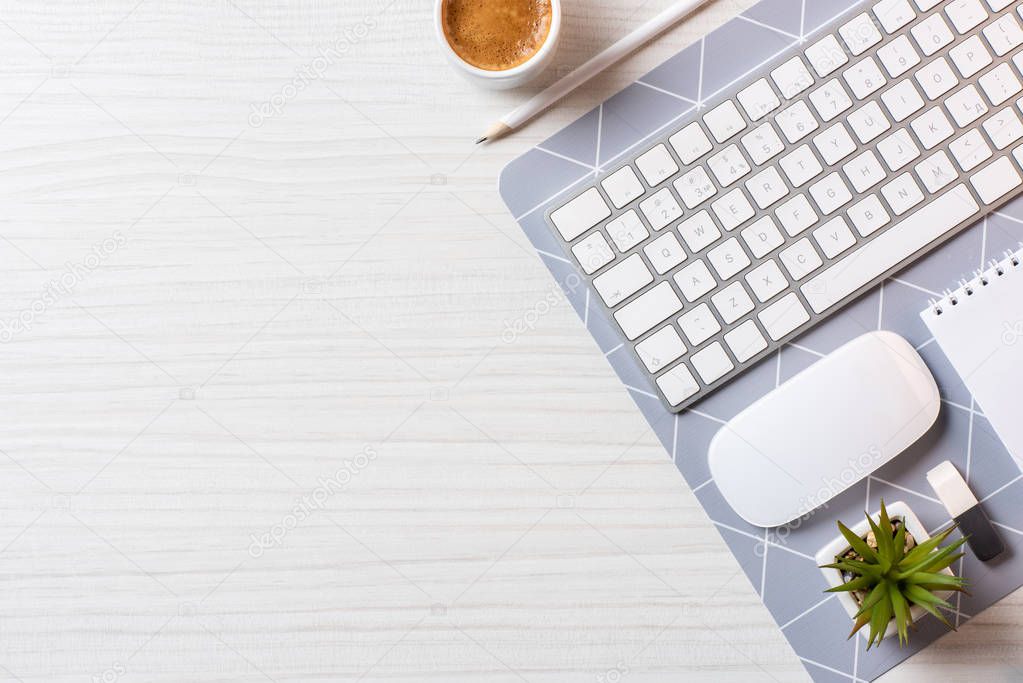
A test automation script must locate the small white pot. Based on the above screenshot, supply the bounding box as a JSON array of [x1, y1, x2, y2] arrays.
[[816, 501, 955, 641], [433, 0, 562, 90]]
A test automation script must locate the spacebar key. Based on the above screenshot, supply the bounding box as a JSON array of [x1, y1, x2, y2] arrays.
[[801, 184, 980, 314]]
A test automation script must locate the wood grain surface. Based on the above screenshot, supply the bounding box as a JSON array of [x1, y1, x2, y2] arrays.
[[0, 1, 1019, 681]]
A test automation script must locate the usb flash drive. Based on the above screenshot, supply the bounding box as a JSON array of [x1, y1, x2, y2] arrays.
[[926, 460, 1004, 562]]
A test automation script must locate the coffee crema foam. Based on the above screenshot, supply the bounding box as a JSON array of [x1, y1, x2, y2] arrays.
[[442, 0, 553, 71]]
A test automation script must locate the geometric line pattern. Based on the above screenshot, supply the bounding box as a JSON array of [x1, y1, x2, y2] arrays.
[[499, 0, 1023, 680]]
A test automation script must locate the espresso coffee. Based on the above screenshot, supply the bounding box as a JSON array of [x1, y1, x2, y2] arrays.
[[442, 0, 553, 71]]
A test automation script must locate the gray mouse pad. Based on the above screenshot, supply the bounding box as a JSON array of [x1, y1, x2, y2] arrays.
[[497, 0, 1023, 680]]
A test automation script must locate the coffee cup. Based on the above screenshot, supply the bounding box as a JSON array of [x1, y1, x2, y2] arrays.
[[434, 0, 562, 90]]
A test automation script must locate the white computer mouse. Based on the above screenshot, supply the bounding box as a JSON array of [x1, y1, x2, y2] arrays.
[[708, 331, 940, 528]]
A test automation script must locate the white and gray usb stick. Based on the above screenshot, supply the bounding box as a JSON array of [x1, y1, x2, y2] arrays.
[[927, 461, 1005, 563]]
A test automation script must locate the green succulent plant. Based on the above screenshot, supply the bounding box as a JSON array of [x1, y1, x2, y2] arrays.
[[821, 500, 968, 649]]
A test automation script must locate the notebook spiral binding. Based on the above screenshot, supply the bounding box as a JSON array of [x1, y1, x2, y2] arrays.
[[930, 244, 1023, 316]]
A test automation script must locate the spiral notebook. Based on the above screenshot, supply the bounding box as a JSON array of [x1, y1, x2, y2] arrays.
[[922, 247, 1023, 466]]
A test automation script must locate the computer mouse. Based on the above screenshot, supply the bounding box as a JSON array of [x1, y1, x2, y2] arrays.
[[707, 331, 940, 528]]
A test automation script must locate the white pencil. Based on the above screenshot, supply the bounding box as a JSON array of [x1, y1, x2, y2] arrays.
[[476, 0, 716, 144]]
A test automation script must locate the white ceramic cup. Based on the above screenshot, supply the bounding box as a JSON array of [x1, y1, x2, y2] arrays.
[[434, 0, 562, 90]]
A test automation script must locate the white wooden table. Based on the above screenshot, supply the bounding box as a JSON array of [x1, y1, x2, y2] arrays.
[[0, 1, 1020, 681]]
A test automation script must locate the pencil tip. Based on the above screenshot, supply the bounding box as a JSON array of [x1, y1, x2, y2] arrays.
[[475, 136, 487, 145]]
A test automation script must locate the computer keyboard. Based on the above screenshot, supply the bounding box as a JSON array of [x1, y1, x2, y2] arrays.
[[548, 0, 1023, 412]]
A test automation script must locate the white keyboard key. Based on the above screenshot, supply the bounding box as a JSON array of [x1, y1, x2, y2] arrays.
[[674, 260, 717, 302], [608, 209, 650, 251], [949, 128, 993, 170], [638, 189, 683, 232], [986, 0, 1014, 9], [945, 0, 988, 34], [678, 303, 722, 346], [656, 363, 700, 406], [707, 237, 751, 279], [809, 172, 854, 214], [674, 167, 718, 208], [780, 145, 824, 187], [881, 172, 925, 215], [971, 155, 1023, 203], [551, 188, 611, 241], [636, 326, 686, 372], [776, 101, 820, 143], [737, 78, 781, 121], [877, 129, 921, 171], [882, 79, 925, 121], [740, 123, 785, 165], [724, 320, 769, 362], [1012, 145, 1023, 169], [677, 211, 721, 253], [801, 184, 980, 313], [635, 144, 679, 187], [745, 166, 789, 209], [945, 84, 990, 126], [805, 35, 849, 78], [847, 101, 892, 143], [984, 108, 1023, 149], [669, 122, 713, 164], [614, 282, 684, 340], [911, 107, 955, 149], [572, 232, 615, 274], [644, 232, 687, 274], [740, 216, 785, 258], [711, 281, 755, 324], [745, 259, 788, 302], [844, 57, 887, 99], [601, 166, 644, 208], [873, 0, 916, 33], [916, 57, 960, 99], [949, 35, 993, 78], [711, 189, 756, 231], [979, 63, 1022, 106], [593, 254, 653, 306], [912, 14, 955, 56], [704, 100, 747, 143], [877, 35, 922, 78], [691, 342, 734, 384], [780, 238, 824, 280], [707, 144, 751, 187], [914, 0, 943, 11], [916, 150, 960, 193], [843, 150, 887, 193], [758, 293, 811, 341], [813, 216, 857, 258], [809, 79, 853, 122], [848, 194, 891, 236], [840, 13, 884, 56], [985, 14, 1023, 56], [813, 123, 857, 165], [771, 56, 815, 98], [775, 194, 819, 236]]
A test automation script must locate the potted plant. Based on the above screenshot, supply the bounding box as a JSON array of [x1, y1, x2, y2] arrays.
[[815, 500, 967, 648]]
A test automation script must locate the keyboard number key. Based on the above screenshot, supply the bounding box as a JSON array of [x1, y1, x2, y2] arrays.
[[607, 210, 650, 251], [740, 122, 786, 165], [877, 35, 921, 78], [639, 188, 683, 231], [911, 14, 955, 56], [674, 167, 718, 209]]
